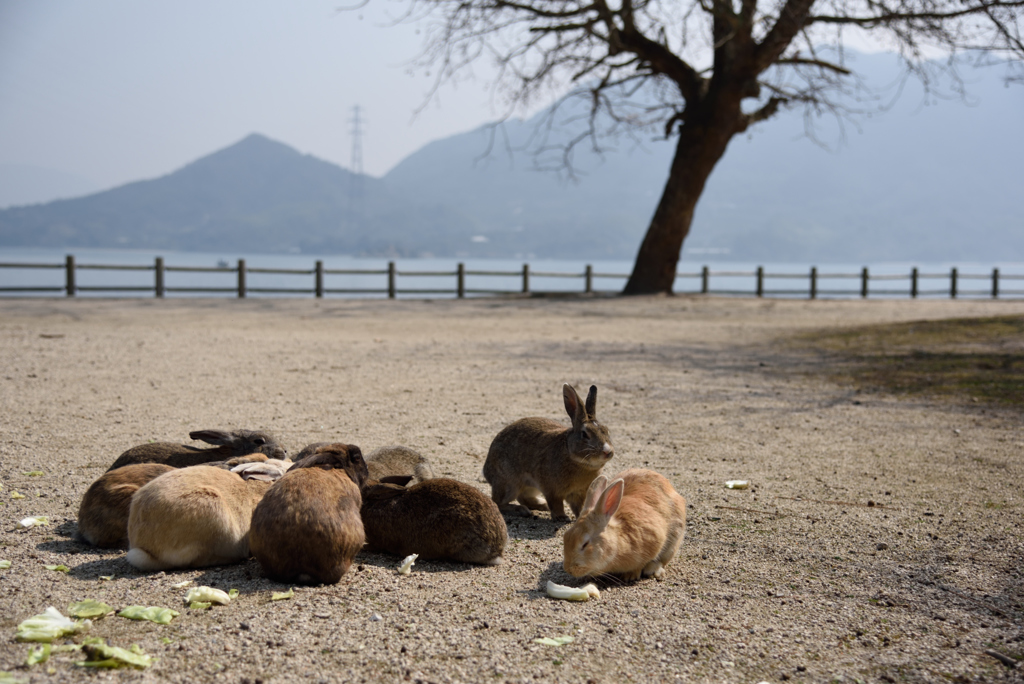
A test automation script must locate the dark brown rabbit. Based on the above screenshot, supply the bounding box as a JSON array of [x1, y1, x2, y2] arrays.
[[77, 463, 174, 548], [483, 384, 613, 522], [249, 443, 368, 585], [361, 477, 507, 565], [365, 445, 435, 483], [106, 429, 286, 472]]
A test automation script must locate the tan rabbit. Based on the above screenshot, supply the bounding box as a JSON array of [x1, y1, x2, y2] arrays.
[[483, 384, 613, 522], [366, 445, 435, 483], [562, 469, 686, 581], [77, 463, 175, 548], [107, 429, 286, 472], [249, 443, 367, 585], [125, 459, 291, 571], [361, 477, 507, 565]]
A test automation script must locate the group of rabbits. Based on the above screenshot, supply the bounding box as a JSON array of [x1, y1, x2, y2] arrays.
[[75, 384, 687, 585]]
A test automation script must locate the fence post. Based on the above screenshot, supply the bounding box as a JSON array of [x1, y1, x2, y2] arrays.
[[992, 268, 999, 299], [237, 259, 246, 298], [65, 255, 75, 297], [315, 260, 324, 298], [810, 266, 817, 300], [457, 262, 465, 298], [911, 267, 918, 298], [388, 261, 396, 299], [155, 257, 165, 298], [522, 264, 530, 294], [701, 265, 709, 294], [950, 267, 958, 299], [585, 264, 593, 294], [756, 266, 764, 297], [861, 267, 869, 299]]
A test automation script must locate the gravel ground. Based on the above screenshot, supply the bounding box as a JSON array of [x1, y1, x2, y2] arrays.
[[1, 295, 1023, 684]]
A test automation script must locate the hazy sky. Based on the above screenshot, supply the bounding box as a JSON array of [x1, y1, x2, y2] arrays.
[[0, 0, 512, 190]]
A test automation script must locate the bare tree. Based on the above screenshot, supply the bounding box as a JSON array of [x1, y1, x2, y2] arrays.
[[398, 0, 1023, 294]]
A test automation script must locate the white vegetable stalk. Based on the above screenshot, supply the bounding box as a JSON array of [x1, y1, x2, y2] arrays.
[[397, 554, 419, 575], [183, 586, 231, 605], [546, 580, 600, 601]]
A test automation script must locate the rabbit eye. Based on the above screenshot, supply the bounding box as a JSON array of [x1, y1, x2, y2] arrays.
[[580, 540, 589, 551], [253, 438, 266, 446]]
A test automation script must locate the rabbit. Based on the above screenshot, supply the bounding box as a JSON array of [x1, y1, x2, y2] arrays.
[[562, 468, 687, 581], [77, 463, 175, 548], [361, 477, 507, 565], [107, 428, 286, 472], [365, 445, 435, 483], [483, 383, 613, 522], [249, 443, 368, 585], [125, 459, 291, 571]]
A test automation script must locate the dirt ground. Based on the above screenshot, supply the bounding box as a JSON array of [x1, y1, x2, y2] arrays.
[[0, 295, 1022, 684]]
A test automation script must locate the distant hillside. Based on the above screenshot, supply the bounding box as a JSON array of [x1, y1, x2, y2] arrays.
[[385, 51, 1024, 262], [0, 134, 482, 257], [1, 52, 1021, 262]]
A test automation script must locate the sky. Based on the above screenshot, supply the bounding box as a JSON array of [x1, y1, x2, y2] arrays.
[[0, 0, 511, 193]]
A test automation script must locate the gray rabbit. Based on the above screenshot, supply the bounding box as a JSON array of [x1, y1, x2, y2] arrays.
[[107, 429, 285, 471]]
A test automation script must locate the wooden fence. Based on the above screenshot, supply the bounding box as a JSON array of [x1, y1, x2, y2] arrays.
[[0, 255, 1021, 299]]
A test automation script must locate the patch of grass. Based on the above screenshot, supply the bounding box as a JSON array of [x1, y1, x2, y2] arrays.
[[794, 315, 1024, 407]]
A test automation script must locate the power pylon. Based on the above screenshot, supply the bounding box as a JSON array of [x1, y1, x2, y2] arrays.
[[349, 105, 364, 227]]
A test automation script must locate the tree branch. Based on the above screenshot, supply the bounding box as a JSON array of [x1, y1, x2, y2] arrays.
[[776, 56, 853, 75]]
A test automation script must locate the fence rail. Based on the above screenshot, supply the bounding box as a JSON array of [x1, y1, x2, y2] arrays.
[[0, 255, 1021, 299]]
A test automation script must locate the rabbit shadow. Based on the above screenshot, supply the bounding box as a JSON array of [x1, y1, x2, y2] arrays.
[[536, 560, 638, 594], [354, 550, 483, 575], [66, 555, 140, 581], [504, 515, 566, 541], [189, 560, 278, 594], [54, 519, 80, 539]]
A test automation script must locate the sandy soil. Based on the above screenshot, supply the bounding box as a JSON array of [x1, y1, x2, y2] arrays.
[[0, 295, 1022, 684]]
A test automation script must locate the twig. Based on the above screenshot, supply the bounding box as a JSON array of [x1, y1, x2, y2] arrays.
[[778, 496, 888, 509], [714, 505, 786, 518], [984, 649, 1020, 669]]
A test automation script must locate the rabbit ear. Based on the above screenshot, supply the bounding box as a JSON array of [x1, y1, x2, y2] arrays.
[[379, 475, 414, 487], [596, 479, 625, 520], [563, 384, 586, 428], [585, 385, 598, 419], [189, 430, 232, 445], [362, 483, 407, 502], [347, 445, 369, 487], [581, 475, 608, 515]]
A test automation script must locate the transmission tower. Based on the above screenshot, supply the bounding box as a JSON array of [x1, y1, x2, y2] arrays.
[[349, 105, 364, 227]]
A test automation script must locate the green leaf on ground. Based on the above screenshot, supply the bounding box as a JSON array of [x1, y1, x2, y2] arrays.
[[77, 640, 153, 669], [25, 644, 50, 666], [118, 606, 179, 624], [534, 636, 575, 646], [271, 588, 294, 601], [16, 607, 91, 642], [68, 600, 113, 619]]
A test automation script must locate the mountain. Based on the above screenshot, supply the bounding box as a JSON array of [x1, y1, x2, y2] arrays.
[[0, 134, 481, 257], [1, 52, 1021, 262]]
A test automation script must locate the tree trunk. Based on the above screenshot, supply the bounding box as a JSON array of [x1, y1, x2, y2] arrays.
[[622, 120, 737, 295]]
